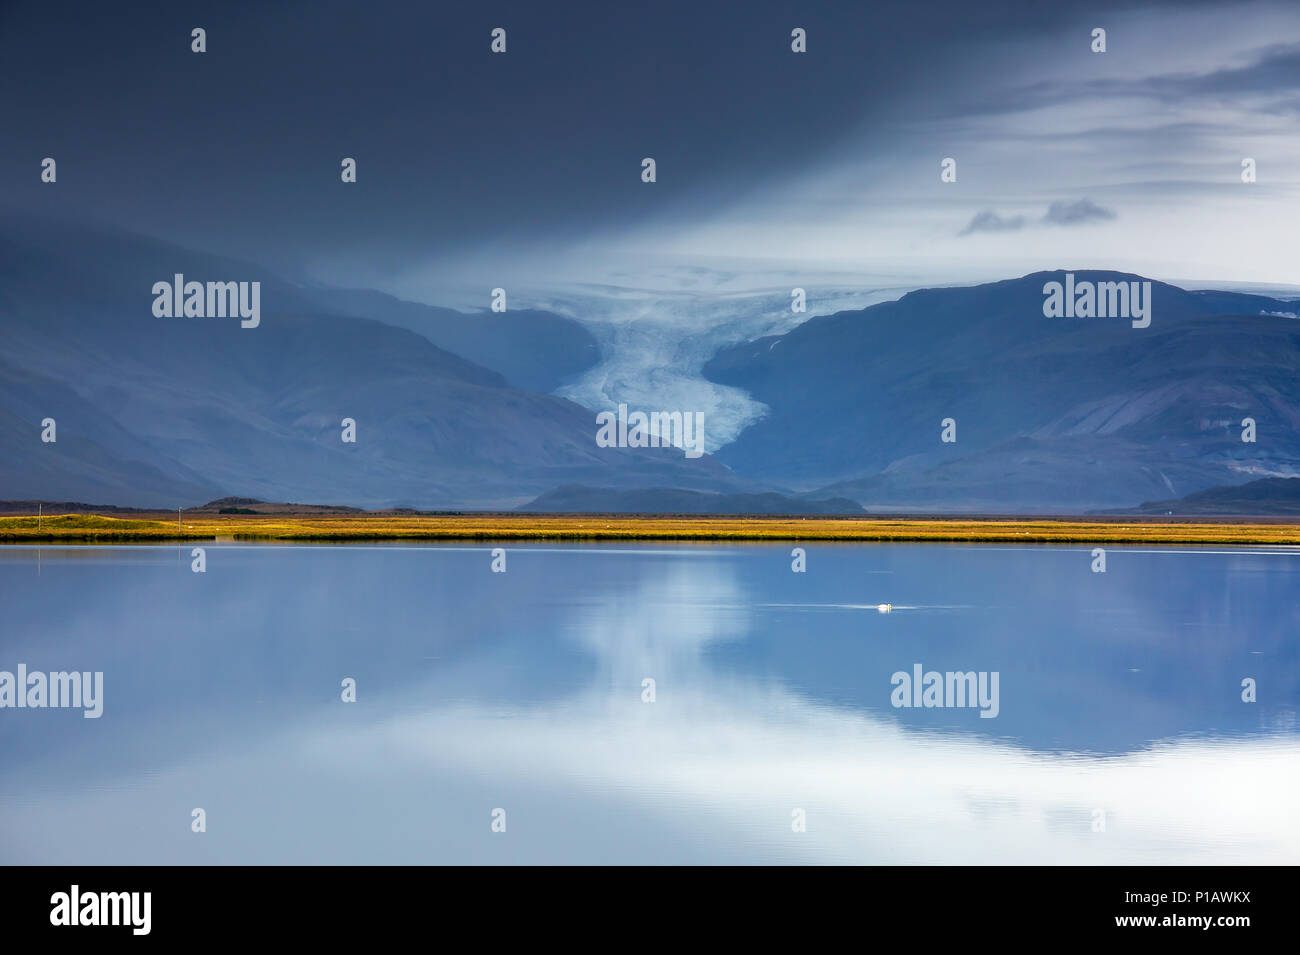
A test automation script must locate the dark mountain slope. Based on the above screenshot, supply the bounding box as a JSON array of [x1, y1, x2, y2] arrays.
[[295, 286, 599, 393], [705, 271, 1300, 511], [1114, 476, 1300, 516]]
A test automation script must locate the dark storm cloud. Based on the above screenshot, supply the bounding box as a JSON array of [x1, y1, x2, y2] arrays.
[[0, 0, 1264, 276]]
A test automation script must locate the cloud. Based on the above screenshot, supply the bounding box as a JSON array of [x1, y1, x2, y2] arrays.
[[959, 211, 1027, 236], [948, 42, 1300, 118], [959, 199, 1117, 237], [1042, 198, 1118, 226]]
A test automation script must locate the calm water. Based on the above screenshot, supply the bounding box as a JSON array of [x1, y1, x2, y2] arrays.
[[1, 542, 1296, 864]]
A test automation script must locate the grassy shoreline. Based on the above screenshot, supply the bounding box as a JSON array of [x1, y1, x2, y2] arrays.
[[3, 512, 1300, 545]]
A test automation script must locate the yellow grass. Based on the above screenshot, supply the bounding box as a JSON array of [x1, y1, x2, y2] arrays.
[[3, 512, 1300, 544]]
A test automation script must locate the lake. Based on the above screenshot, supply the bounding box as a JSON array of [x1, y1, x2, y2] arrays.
[[1, 542, 1296, 864]]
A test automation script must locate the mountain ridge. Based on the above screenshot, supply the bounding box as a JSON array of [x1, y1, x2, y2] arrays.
[[705, 270, 1300, 511]]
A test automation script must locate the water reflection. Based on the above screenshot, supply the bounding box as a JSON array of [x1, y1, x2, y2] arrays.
[[0, 543, 1296, 863]]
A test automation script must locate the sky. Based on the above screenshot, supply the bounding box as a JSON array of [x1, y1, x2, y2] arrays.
[[3, 0, 1298, 299]]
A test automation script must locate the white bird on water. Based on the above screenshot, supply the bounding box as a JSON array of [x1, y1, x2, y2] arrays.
[[877, 603, 893, 613]]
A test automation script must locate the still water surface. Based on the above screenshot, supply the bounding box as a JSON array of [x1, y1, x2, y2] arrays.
[[1, 542, 1296, 864]]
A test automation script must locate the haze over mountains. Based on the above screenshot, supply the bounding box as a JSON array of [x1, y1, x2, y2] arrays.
[[3, 217, 1299, 513]]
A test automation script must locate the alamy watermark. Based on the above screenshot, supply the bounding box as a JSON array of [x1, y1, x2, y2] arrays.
[[1043, 273, 1151, 328], [50, 885, 150, 935], [152, 274, 260, 328], [596, 403, 705, 458], [0, 665, 103, 718], [890, 664, 999, 718]]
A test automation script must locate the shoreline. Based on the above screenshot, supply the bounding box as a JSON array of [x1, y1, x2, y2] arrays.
[[4, 512, 1300, 545]]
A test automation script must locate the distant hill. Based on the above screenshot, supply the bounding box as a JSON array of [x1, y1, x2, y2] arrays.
[[0, 500, 153, 516], [705, 271, 1300, 512], [0, 497, 477, 517], [186, 497, 365, 515], [1113, 476, 1300, 516], [520, 485, 865, 515]]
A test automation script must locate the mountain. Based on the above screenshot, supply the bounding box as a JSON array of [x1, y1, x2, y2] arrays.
[[0, 216, 740, 509], [520, 484, 865, 515], [11, 228, 1300, 515], [293, 286, 599, 393], [704, 271, 1300, 511], [1114, 476, 1300, 516]]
